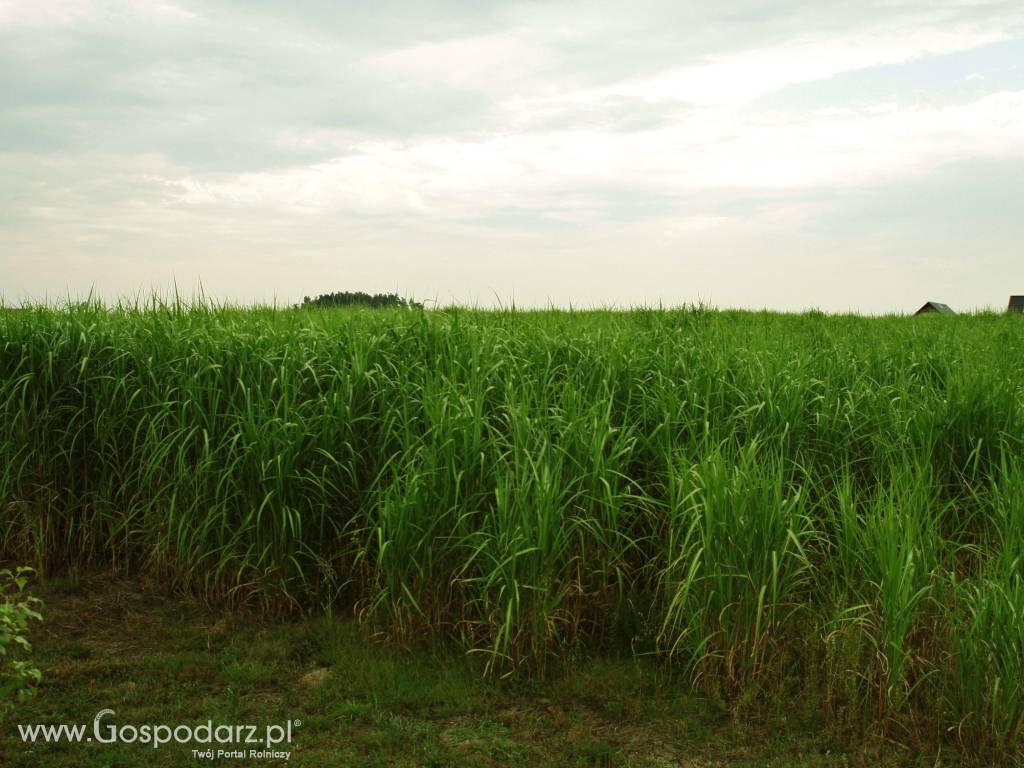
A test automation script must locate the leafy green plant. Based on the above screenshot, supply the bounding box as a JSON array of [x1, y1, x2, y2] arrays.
[[950, 577, 1024, 751], [657, 442, 811, 696], [0, 566, 43, 713]]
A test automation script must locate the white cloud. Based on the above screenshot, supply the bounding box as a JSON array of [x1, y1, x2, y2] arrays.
[[363, 33, 553, 92], [359, 3, 1024, 110], [607, 27, 1012, 106], [0, 0, 196, 29], [159, 91, 1024, 218], [513, 8, 1024, 110]]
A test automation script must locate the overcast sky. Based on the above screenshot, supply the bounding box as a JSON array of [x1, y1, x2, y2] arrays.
[[2, 1, 1023, 311]]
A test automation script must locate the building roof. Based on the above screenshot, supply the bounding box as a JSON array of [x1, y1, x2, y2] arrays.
[[914, 301, 955, 315]]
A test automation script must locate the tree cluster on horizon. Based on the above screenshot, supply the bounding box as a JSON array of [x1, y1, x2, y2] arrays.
[[297, 291, 422, 310]]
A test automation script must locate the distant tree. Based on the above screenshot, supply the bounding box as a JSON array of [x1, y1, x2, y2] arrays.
[[297, 292, 422, 310]]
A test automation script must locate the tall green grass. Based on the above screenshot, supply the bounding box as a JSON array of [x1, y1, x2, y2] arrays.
[[1, 301, 1022, 755]]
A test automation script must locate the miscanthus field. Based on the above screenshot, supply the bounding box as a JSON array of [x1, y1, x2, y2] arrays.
[[2, 304, 1022, 756]]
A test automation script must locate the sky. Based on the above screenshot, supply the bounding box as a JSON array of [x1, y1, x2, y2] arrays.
[[1, 1, 1023, 312]]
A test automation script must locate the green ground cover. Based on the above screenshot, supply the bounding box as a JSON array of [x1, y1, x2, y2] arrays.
[[1, 575, 934, 767]]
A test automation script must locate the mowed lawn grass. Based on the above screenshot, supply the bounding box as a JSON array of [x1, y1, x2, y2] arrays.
[[2, 575, 916, 767], [1, 303, 1023, 761]]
